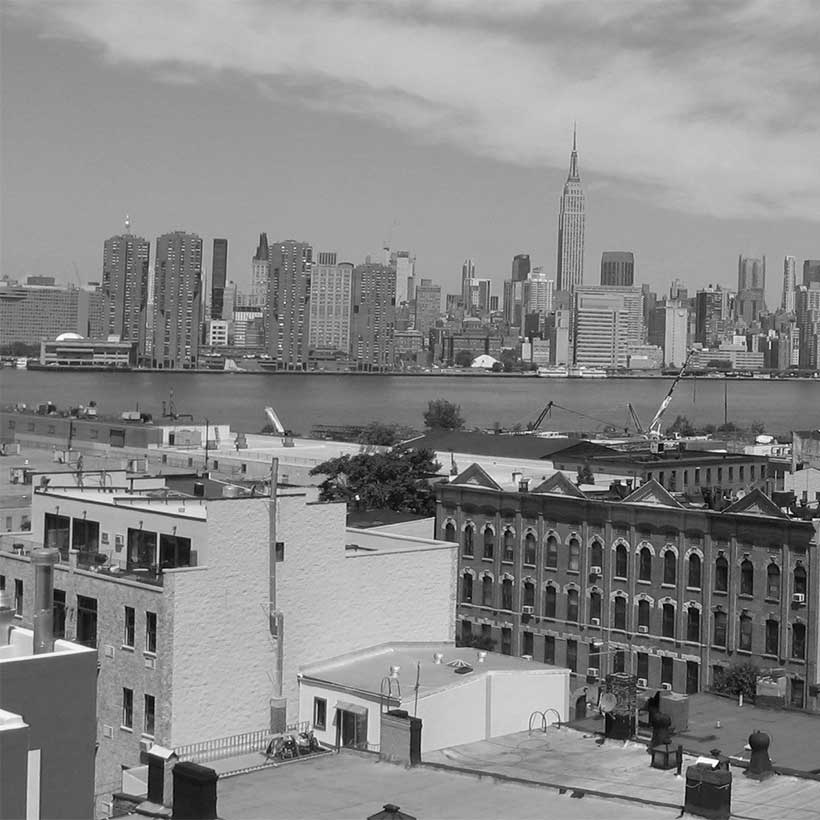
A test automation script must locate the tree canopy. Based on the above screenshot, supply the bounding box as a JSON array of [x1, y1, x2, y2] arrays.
[[309, 447, 441, 515], [454, 349, 474, 367], [423, 398, 465, 431], [358, 421, 415, 447]]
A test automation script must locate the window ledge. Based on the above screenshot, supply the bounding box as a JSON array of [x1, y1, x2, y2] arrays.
[[501, 560, 514, 565], [141, 733, 155, 740], [545, 566, 558, 572], [482, 557, 494, 562], [737, 649, 752, 655], [143, 651, 157, 659], [121, 645, 135, 652], [713, 589, 728, 595], [738, 594, 754, 600], [567, 570, 580, 576], [523, 563, 536, 569], [686, 587, 702, 593], [120, 726, 134, 734], [661, 583, 676, 589], [761, 653, 779, 660], [764, 598, 780, 604], [461, 553, 474, 560], [613, 576, 627, 582], [790, 657, 806, 664], [637, 579, 651, 585]]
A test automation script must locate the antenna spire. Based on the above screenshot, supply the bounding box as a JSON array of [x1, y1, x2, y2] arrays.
[[573, 121, 577, 152], [124, 214, 131, 234]]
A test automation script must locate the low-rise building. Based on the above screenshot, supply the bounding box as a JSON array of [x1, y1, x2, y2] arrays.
[[39, 335, 137, 368]]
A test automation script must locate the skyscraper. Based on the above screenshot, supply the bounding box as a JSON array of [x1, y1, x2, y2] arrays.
[[572, 287, 643, 368], [414, 278, 441, 339], [308, 252, 353, 358], [151, 231, 203, 369], [100, 219, 150, 347], [556, 127, 585, 294], [211, 238, 228, 320], [511, 254, 531, 282], [251, 233, 270, 307], [782, 255, 796, 313], [392, 250, 415, 306], [264, 240, 313, 369], [600, 252, 635, 287], [736, 255, 766, 325], [523, 267, 554, 314], [664, 303, 688, 367], [804, 260, 820, 288], [695, 285, 733, 347], [351, 263, 396, 370], [461, 259, 476, 310], [795, 284, 820, 369]]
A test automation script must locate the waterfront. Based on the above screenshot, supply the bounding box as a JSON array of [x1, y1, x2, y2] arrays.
[[1, 370, 816, 436]]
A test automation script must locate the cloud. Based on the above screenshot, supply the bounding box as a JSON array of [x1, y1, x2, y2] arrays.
[[10, 0, 820, 220]]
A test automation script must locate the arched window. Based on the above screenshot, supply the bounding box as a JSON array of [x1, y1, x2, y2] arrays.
[[482, 575, 493, 606], [461, 573, 473, 603], [687, 607, 701, 643], [792, 623, 806, 659], [590, 591, 602, 623], [568, 538, 580, 572], [501, 578, 513, 610], [662, 603, 675, 638], [444, 522, 456, 543], [463, 524, 474, 555], [639, 547, 652, 582], [523, 581, 535, 608], [713, 610, 727, 647], [615, 544, 628, 579], [794, 565, 807, 596], [483, 527, 494, 560], [613, 596, 627, 630], [503, 529, 515, 562], [766, 564, 780, 600], [566, 589, 579, 622], [765, 618, 779, 656], [523, 532, 536, 566], [545, 535, 558, 569], [740, 559, 754, 596], [688, 554, 702, 589], [739, 613, 753, 651], [590, 540, 603, 571], [638, 599, 650, 629], [715, 556, 728, 592], [544, 586, 557, 618], [663, 551, 676, 585]]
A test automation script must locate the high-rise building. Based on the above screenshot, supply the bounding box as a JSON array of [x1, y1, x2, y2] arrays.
[[502, 279, 525, 327], [100, 221, 150, 346], [211, 238, 228, 320], [600, 252, 634, 287], [669, 279, 688, 302], [392, 251, 415, 306], [251, 233, 270, 307], [736, 255, 766, 324], [461, 259, 476, 311], [308, 252, 353, 358], [556, 128, 585, 294], [472, 279, 492, 315], [695, 285, 733, 347], [523, 267, 554, 314], [664, 303, 688, 367], [150, 231, 203, 368], [572, 286, 643, 368], [804, 260, 820, 288], [414, 278, 442, 340], [781, 255, 796, 314], [265, 240, 313, 369], [795, 284, 820, 369], [351, 263, 396, 370], [511, 254, 531, 282]]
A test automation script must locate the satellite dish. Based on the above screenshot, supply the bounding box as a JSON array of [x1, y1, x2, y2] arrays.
[[599, 693, 617, 714]]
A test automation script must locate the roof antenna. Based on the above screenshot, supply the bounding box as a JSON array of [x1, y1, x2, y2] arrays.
[[125, 214, 131, 234]]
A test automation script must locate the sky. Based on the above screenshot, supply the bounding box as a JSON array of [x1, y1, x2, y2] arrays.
[[2, 0, 819, 303]]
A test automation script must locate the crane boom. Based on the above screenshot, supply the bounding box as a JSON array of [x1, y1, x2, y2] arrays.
[[531, 401, 554, 431], [645, 351, 695, 438], [264, 406, 286, 436]]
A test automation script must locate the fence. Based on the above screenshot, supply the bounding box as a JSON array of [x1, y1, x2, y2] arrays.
[[173, 722, 309, 764]]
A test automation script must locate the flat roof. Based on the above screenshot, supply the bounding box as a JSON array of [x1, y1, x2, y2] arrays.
[[33, 487, 209, 519], [301, 643, 567, 702], [0, 627, 95, 664]]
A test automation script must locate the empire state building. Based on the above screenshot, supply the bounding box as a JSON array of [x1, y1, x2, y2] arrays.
[[556, 128, 585, 294]]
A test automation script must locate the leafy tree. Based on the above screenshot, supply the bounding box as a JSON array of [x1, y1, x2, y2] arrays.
[[668, 415, 695, 436], [713, 661, 759, 700], [491, 361, 504, 373], [454, 349, 474, 367], [423, 399, 465, 431], [749, 419, 766, 436], [358, 422, 415, 447], [576, 464, 595, 485], [457, 634, 497, 651], [717, 421, 739, 433], [500, 349, 519, 372], [309, 447, 441, 515]]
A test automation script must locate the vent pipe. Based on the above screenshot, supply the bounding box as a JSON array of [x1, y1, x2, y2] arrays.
[[32, 547, 59, 654], [0, 589, 15, 646]]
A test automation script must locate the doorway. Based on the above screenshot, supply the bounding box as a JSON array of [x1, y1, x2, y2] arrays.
[[335, 706, 368, 750], [686, 661, 699, 695]]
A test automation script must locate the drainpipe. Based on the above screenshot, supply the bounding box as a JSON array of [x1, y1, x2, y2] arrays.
[[268, 457, 287, 734], [32, 548, 59, 654]]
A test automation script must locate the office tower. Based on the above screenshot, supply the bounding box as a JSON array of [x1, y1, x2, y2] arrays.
[[736, 255, 766, 324], [695, 285, 732, 347], [795, 284, 820, 369], [264, 240, 313, 369], [804, 260, 820, 287], [489, 295, 499, 312], [664, 303, 688, 367], [308, 252, 353, 357], [669, 279, 688, 302], [523, 267, 554, 314], [511, 254, 531, 282], [211, 238, 228, 320], [461, 259, 476, 310], [351, 263, 396, 370], [600, 252, 635, 287], [781, 255, 796, 313], [556, 127, 585, 294], [392, 250, 415, 306], [100, 220, 150, 345], [150, 231, 203, 368], [221, 280, 237, 322], [251, 233, 270, 307], [503, 279, 525, 327], [572, 286, 643, 368], [415, 278, 442, 339]]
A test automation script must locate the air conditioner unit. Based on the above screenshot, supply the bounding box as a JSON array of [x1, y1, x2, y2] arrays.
[[590, 617, 601, 626], [638, 625, 649, 634], [590, 566, 602, 576], [104, 645, 115, 659], [102, 725, 113, 739], [139, 739, 152, 753], [521, 654, 533, 661], [114, 534, 124, 549], [792, 593, 806, 604], [661, 682, 673, 691], [522, 606, 535, 615], [637, 678, 648, 688], [586, 668, 599, 678]]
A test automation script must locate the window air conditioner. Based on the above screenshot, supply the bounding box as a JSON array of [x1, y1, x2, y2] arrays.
[[522, 606, 535, 615], [586, 668, 599, 678], [590, 566, 602, 576], [661, 682, 673, 691], [637, 678, 648, 688], [590, 617, 601, 626], [638, 625, 649, 634], [102, 725, 113, 739], [792, 593, 806, 604], [521, 654, 533, 661], [139, 739, 152, 753]]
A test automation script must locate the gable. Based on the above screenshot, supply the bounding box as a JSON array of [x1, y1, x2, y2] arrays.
[[449, 463, 503, 491], [622, 479, 684, 508], [723, 489, 787, 518], [531, 472, 587, 498]]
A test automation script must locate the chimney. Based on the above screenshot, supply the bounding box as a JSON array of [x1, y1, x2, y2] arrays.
[[512, 471, 522, 486], [193, 481, 205, 497], [0, 589, 15, 646], [31, 547, 59, 654]]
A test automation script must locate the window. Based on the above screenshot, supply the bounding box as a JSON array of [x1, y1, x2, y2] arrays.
[[687, 607, 700, 643], [715, 556, 728, 592], [523, 533, 536, 566], [662, 603, 675, 638], [127, 528, 158, 571], [502, 529, 514, 562], [765, 619, 779, 656], [713, 611, 727, 647], [638, 547, 652, 582], [663, 551, 676, 585], [522, 631, 533, 656], [590, 540, 603, 570], [77, 595, 97, 647], [545, 536, 558, 569], [544, 586, 557, 618], [566, 589, 579, 622], [688, 554, 702, 589], [792, 623, 806, 660], [144, 694, 156, 736], [0, 575, 4, 590], [463, 525, 474, 555], [482, 575, 493, 606], [122, 688, 133, 729], [461, 573, 473, 604], [544, 635, 555, 665], [275, 542, 285, 562], [588, 644, 600, 672], [661, 657, 673, 687], [613, 650, 626, 674], [615, 544, 628, 579], [791, 678, 805, 709], [740, 560, 754, 596], [14, 579, 22, 616], [72, 517, 100, 564], [706, 468, 711, 484], [501, 627, 512, 656], [637, 652, 649, 682], [766, 564, 780, 600], [159, 534, 191, 569], [638, 599, 650, 630], [483, 528, 494, 560], [313, 697, 327, 731], [568, 538, 580, 572], [566, 639, 578, 673], [739, 466, 744, 481], [614, 596, 627, 630], [124, 606, 135, 647], [44, 513, 70, 559], [53, 589, 66, 638], [444, 522, 456, 543], [460, 620, 472, 644], [523, 581, 535, 608], [794, 565, 807, 596], [501, 579, 513, 611], [590, 591, 602, 623], [145, 611, 157, 654], [739, 614, 753, 652]]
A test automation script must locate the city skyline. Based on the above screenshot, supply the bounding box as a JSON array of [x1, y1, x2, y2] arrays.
[[2, 3, 818, 306]]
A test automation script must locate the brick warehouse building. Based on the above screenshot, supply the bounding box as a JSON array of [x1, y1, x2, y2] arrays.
[[437, 464, 820, 713]]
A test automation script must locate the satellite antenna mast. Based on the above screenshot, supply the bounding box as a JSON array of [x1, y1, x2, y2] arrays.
[[125, 214, 131, 234]]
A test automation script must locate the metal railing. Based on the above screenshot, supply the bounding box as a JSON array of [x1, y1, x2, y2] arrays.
[[173, 722, 309, 764]]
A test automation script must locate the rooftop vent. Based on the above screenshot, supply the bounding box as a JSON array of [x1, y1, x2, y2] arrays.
[[477, 651, 487, 663], [432, 652, 444, 664], [389, 665, 401, 680]]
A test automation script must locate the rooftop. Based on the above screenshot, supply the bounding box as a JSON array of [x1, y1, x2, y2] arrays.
[[0, 626, 95, 664]]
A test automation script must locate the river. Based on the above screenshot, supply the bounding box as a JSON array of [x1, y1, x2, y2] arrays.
[[0, 370, 817, 436]]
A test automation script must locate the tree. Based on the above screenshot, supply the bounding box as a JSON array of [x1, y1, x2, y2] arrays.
[[454, 349, 474, 368], [457, 634, 496, 651], [423, 399, 465, 431], [576, 464, 595, 486], [500, 349, 519, 372], [713, 661, 759, 700], [358, 422, 415, 447], [667, 415, 695, 436], [491, 361, 504, 373], [309, 447, 441, 515]]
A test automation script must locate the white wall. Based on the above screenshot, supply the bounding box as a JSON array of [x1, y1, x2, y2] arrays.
[[298, 681, 380, 750], [413, 676, 486, 753], [486, 670, 569, 739]]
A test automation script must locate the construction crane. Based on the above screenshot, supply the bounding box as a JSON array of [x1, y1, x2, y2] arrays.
[[528, 401, 624, 435], [643, 350, 696, 439], [627, 403, 645, 436], [161, 388, 193, 421], [264, 406, 286, 436]]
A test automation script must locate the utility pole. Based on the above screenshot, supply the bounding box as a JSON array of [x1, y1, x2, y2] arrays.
[[204, 417, 209, 472]]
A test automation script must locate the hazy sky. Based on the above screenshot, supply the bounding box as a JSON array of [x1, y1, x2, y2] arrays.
[[2, 1, 818, 302]]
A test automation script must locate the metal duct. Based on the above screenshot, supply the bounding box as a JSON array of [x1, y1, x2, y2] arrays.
[[32, 547, 59, 655]]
